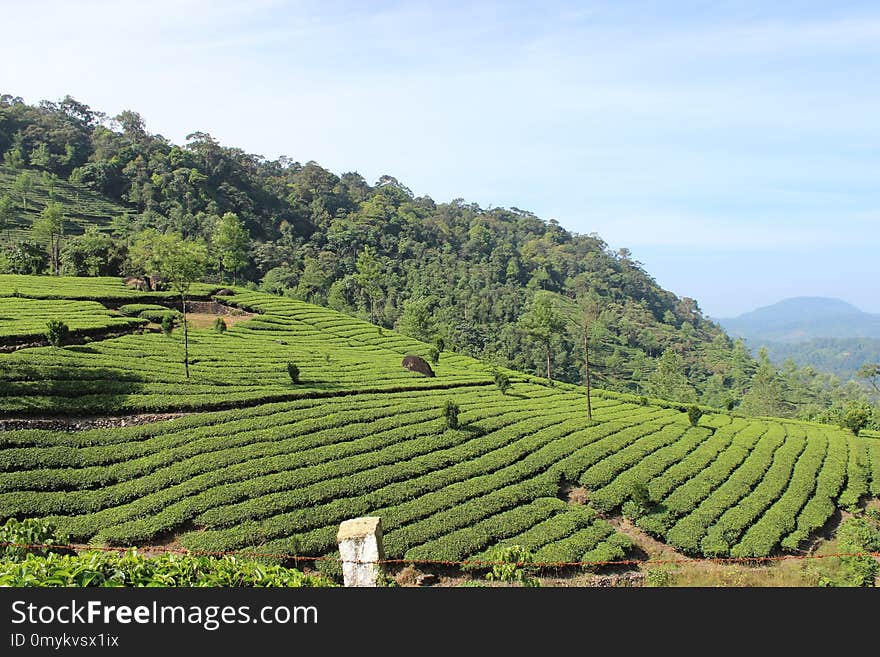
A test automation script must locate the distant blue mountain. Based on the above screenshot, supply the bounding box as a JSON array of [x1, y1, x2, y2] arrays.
[[717, 297, 880, 343]]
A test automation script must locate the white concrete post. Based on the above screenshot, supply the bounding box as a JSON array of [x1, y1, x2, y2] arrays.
[[337, 517, 385, 587]]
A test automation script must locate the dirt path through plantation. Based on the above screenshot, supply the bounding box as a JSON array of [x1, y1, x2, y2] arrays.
[[609, 516, 692, 562], [0, 413, 186, 431]]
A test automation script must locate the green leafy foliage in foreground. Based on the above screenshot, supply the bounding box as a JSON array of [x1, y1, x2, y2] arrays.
[[0, 517, 331, 587], [0, 551, 332, 587], [0, 517, 71, 560], [819, 516, 880, 587]]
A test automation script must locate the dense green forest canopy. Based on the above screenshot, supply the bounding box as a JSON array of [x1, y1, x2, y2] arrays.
[[0, 93, 876, 428]]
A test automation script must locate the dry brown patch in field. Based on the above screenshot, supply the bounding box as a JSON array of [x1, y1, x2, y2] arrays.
[[186, 311, 254, 330]]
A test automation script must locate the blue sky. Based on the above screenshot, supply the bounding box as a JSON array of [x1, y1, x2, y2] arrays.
[[3, 1, 879, 317]]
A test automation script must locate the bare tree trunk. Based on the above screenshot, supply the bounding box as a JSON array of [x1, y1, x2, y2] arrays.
[[545, 345, 552, 384], [182, 294, 190, 379], [584, 331, 592, 420]]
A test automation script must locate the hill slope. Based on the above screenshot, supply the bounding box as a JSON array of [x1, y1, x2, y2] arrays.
[[0, 95, 874, 419], [1, 274, 877, 569], [0, 94, 743, 404]]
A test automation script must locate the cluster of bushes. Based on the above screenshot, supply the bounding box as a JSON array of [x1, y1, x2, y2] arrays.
[[179, 407, 608, 556], [838, 439, 872, 510], [591, 426, 710, 513], [1, 550, 333, 587], [666, 424, 790, 555], [732, 433, 830, 557], [782, 432, 848, 550], [0, 518, 330, 587], [637, 422, 768, 536]]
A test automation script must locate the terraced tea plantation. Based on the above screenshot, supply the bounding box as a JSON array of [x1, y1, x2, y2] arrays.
[[0, 297, 146, 345], [0, 165, 130, 244], [0, 274, 878, 574]]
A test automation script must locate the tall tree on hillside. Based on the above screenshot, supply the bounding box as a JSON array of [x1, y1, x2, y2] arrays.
[[740, 348, 787, 417], [212, 212, 249, 284], [519, 293, 565, 384], [32, 202, 65, 275], [354, 245, 383, 323], [0, 195, 15, 239], [858, 364, 880, 394], [644, 348, 697, 403], [560, 287, 603, 419], [13, 172, 33, 212], [576, 290, 602, 420], [130, 230, 207, 378]]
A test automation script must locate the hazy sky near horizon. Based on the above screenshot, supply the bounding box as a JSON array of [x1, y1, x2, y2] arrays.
[[3, 0, 879, 317]]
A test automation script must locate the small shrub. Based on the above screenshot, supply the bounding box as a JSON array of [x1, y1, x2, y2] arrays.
[[841, 402, 871, 436], [160, 314, 175, 336], [428, 346, 440, 364], [433, 336, 445, 352], [687, 405, 703, 427], [483, 545, 540, 587], [213, 317, 228, 333], [832, 516, 880, 586], [443, 400, 460, 430], [494, 370, 511, 395], [725, 398, 737, 412], [639, 396, 649, 406], [45, 319, 69, 347], [623, 483, 653, 520], [645, 567, 674, 587], [287, 362, 300, 384]]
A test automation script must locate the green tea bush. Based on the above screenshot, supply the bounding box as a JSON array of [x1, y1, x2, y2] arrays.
[[45, 319, 69, 347], [160, 313, 175, 335], [482, 544, 539, 587], [494, 370, 511, 395], [443, 400, 460, 429]]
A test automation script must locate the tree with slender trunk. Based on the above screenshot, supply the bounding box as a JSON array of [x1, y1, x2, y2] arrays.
[[14, 172, 33, 212], [519, 293, 565, 385], [559, 288, 602, 419], [578, 293, 601, 420], [0, 195, 15, 240], [858, 364, 880, 394], [32, 202, 65, 275], [130, 229, 207, 378], [355, 245, 383, 324], [211, 211, 249, 284]]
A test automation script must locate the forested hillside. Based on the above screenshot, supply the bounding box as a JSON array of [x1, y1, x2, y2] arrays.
[[0, 93, 876, 425]]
